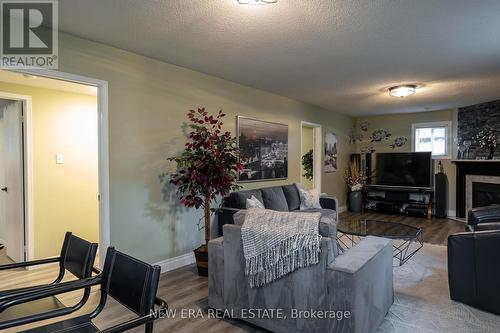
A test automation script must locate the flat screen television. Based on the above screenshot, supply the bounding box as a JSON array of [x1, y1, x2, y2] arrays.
[[372, 152, 432, 189]]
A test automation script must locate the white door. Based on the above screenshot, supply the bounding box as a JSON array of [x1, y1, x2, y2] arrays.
[[1, 101, 24, 262]]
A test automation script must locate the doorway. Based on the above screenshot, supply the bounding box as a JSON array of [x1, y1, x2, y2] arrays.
[[0, 69, 109, 268], [0, 100, 24, 263], [300, 121, 322, 192]]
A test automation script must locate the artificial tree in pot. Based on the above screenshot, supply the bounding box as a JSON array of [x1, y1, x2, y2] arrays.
[[168, 108, 242, 276]]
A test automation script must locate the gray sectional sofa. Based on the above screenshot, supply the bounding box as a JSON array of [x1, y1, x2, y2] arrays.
[[217, 184, 339, 236], [209, 184, 394, 333]]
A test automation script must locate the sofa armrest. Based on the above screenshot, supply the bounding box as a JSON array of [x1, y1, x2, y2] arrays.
[[475, 222, 500, 231], [320, 195, 339, 221], [448, 230, 500, 315], [217, 207, 242, 236], [328, 236, 393, 333], [329, 236, 392, 274], [448, 232, 476, 305], [208, 237, 224, 309], [467, 204, 500, 229]]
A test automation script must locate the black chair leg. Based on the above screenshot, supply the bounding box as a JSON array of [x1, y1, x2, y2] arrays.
[[145, 322, 154, 333]]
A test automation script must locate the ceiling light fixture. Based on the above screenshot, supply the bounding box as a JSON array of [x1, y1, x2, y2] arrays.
[[22, 74, 37, 79], [237, 0, 277, 5], [389, 85, 417, 98]]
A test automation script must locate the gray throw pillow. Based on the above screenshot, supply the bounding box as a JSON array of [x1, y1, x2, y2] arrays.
[[282, 184, 301, 211], [261, 186, 289, 211]]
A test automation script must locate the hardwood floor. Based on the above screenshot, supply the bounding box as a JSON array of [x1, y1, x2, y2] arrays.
[[0, 247, 14, 265], [0, 262, 263, 333], [0, 212, 465, 332], [339, 211, 466, 246]]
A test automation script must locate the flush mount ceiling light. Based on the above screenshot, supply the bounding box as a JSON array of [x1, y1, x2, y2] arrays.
[[237, 0, 277, 5], [22, 74, 37, 79], [388, 85, 417, 98]]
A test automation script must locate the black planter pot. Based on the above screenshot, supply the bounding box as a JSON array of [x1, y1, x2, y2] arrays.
[[193, 245, 208, 276], [349, 191, 363, 213]]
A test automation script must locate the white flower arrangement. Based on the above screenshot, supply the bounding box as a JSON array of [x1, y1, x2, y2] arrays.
[[474, 127, 498, 149]]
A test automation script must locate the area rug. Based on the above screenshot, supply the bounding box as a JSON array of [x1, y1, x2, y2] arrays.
[[377, 244, 500, 332]]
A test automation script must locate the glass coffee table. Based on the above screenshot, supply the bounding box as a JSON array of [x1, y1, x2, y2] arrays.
[[336, 218, 424, 266]]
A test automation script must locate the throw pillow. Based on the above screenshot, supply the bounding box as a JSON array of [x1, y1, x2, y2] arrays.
[[246, 195, 265, 209], [297, 187, 322, 210]]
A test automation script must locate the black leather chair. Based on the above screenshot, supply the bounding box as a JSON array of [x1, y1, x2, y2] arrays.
[[0, 232, 98, 329], [466, 204, 500, 231], [18, 247, 168, 333], [448, 206, 500, 315]]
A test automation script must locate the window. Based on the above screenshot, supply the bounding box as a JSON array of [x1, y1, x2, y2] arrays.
[[412, 121, 451, 158]]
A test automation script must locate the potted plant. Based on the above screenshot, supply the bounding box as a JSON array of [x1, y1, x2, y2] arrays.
[[345, 158, 367, 213], [168, 108, 242, 276], [474, 127, 498, 160], [302, 149, 313, 181]]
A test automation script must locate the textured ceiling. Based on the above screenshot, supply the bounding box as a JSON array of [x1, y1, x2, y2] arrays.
[[58, 0, 500, 116]]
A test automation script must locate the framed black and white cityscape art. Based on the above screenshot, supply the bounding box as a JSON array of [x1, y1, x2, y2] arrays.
[[237, 117, 288, 182], [324, 132, 338, 173]]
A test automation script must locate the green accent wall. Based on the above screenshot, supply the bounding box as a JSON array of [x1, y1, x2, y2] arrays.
[[57, 34, 354, 263]]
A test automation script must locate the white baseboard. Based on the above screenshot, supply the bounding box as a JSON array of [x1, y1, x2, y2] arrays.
[[154, 252, 196, 273], [448, 216, 466, 223], [447, 210, 457, 218], [338, 205, 347, 213]]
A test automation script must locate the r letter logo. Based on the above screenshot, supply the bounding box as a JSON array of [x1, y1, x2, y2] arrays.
[[1, 0, 58, 68]]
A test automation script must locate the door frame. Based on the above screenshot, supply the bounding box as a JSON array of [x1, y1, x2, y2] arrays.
[[6, 68, 109, 268], [0, 91, 32, 262], [300, 121, 322, 192]]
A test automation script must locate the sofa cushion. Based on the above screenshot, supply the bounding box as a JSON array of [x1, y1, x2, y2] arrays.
[[261, 186, 289, 211], [229, 189, 263, 209], [233, 210, 336, 240], [295, 208, 337, 220], [282, 184, 301, 211]]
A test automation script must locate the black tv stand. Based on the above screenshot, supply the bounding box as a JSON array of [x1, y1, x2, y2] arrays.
[[364, 186, 433, 218]]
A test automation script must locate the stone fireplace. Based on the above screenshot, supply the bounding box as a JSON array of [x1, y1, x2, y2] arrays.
[[466, 175, 500, 215]]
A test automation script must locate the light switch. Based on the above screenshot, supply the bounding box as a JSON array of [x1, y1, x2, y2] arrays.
[[56, 154, 64, 164]]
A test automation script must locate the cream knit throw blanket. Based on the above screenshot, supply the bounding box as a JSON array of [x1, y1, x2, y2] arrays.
[[241, 209, 322, 288]]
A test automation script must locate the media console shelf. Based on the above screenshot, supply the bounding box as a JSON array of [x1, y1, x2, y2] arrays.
[[364, 186, 433, 218]]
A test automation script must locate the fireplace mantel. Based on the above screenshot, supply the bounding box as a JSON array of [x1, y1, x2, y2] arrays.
[[452, 160, 500, 163], [454, 160, 500, 217]]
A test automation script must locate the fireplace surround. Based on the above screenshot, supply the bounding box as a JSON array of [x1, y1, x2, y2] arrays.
[[453, 160, 500, 218], [466, 175, 500, 216]]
